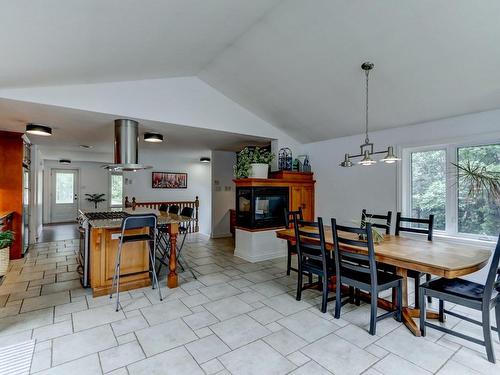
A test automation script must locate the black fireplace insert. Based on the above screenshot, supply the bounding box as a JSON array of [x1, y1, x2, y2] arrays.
[[236, 186, 289, 229]]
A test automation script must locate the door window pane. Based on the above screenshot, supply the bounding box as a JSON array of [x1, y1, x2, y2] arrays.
[[410, 150, 446, 230], [111, 174, 123, 206], [457, 144, 500, 237], [55, 172, 74, 204]]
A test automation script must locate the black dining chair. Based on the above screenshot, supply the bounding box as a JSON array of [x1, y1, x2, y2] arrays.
[[331, 219, 402, 335], [419, 234, 500, 363], [168, 205, 180, 214], [361, 209, 392, 235], [110, 213, 162, 311], [293, 216, 334, 313], [284, 207, 303, 275], [396, 212, 434, 308]]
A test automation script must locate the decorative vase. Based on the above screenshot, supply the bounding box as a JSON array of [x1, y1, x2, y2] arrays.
[[250, 163, 269, 179], [0, 246, 9, 276]]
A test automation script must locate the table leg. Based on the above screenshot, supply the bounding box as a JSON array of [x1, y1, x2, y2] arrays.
[[167, 223, 179, 288], [395, 267, 440, 336]]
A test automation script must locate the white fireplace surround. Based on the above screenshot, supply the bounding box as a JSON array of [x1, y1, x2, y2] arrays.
[[234, 228, 287, 263]]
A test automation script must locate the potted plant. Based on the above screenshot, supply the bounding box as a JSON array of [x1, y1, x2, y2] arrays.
[[250, 147, 275, 178], [234, 147, 275, 179], [0, 230, 14, 276], [85, 193, 106, 209]]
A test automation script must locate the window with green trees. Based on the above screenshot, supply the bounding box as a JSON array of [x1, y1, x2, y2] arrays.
[[404, 142, 499, 240], [110, 173, 123, 207], [457, 144, 499, 237]]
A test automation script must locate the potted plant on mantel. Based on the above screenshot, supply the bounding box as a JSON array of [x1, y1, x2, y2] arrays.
[[234, 147, 275, 179], [0, 230, 14, 276]]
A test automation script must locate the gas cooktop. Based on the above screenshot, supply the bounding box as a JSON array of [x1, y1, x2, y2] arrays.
[[84, 211, 128, 220]]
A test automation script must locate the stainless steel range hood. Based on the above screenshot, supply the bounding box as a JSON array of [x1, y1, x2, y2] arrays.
[[103, 119, 152, 171]]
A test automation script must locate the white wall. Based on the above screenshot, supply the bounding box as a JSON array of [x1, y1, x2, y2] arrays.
[[211, 151, 236, 238], [0, 76, 302, 157], [123, 149, 212, 235], [304, 109, 500, 227], [43, 160, 110, 223]]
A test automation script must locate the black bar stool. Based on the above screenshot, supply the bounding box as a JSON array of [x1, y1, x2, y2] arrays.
[[110, 213, 162, 311]]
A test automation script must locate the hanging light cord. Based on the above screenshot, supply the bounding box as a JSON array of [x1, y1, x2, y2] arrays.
[[364, 68, 370, 145]]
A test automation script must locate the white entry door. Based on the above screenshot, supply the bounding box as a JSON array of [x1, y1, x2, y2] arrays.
[[50, 169, 79, 223]]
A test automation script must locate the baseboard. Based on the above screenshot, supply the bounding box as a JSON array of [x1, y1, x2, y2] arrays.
[[211, 233, 233, 239]]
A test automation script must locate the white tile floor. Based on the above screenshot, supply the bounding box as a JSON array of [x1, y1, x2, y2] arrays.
[[0, 235, 499, 374]]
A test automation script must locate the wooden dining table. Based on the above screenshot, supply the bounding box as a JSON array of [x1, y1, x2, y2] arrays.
[[276, 226, 492, 336]]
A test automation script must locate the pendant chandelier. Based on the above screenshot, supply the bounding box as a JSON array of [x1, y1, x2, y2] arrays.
[[340, 62, 400, 167]]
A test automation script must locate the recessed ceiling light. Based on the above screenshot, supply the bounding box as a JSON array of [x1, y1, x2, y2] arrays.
[[59, 159, 71, 164], [200, 157, 211, 163], [26, 123, 52, 136], [144, 132, 163, 143], [79, 144, 93, 149]]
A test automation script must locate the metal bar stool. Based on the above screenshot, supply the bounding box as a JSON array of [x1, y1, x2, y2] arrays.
[[110, 213, 162, 311], [176, 206, 196, 279]]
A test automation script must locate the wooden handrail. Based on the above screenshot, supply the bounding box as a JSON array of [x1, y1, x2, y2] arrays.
[[124, 196, 199, 233]]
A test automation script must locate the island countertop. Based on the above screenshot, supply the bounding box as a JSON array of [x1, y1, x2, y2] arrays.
[[80, 208, 192, 228]]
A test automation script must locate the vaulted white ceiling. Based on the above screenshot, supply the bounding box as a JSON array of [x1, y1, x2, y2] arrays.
[[0, 0, 280, 86], [1, 0, 500, 143]]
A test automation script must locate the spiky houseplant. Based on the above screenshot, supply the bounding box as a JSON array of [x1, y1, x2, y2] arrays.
[[452, 160, 500, 202], [85, 193, 106, 209]]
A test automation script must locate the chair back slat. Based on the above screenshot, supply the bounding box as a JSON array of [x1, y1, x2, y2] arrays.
[[362, 209, 392, 235], [121, 214, 157, 231], [341, 260, 371, 274], [395, 212, 434, 241], [331, 218, 377, 286], [483, 234, 500, 303], [293, 217, 329, 268], [285, 207, 303, 228]]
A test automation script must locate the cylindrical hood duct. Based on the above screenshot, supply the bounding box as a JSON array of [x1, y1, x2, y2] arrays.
[[114, 119, 139, 165], [103, 119, 152, 171]]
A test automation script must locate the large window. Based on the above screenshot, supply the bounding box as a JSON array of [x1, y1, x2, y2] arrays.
[[410, 149, 446, 230], [110, 173, 123, 207], [403, 142, 499, 241]]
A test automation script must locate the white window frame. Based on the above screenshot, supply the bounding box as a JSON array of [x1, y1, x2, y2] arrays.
[[109, 172, 124, 208], [401, 138, 499, 244]]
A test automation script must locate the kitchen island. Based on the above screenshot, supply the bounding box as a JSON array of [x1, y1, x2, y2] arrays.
[[81, 208, 190, 297]]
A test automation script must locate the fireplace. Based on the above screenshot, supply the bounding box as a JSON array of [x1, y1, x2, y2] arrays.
[[236, 187, 289, 229]]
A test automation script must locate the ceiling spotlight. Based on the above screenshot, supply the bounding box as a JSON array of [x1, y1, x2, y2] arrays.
[[200, 157, 211, 163], [144, 132, 163, 143], [59, 159, 71, 165], [26, 123, 52, 136]]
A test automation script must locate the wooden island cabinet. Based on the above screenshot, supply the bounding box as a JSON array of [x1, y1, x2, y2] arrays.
[[90, 226, 152, 297]]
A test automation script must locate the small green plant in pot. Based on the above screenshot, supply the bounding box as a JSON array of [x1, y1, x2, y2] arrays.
[[234, 147, 275, 179], [0, 230, 14, 276], [351, 215, 385, 244]]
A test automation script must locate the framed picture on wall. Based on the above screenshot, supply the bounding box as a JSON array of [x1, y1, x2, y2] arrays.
[[152, 172, 188, 189]]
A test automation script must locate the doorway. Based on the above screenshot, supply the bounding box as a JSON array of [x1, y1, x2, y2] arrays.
[[50, 169, 79, 223]]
